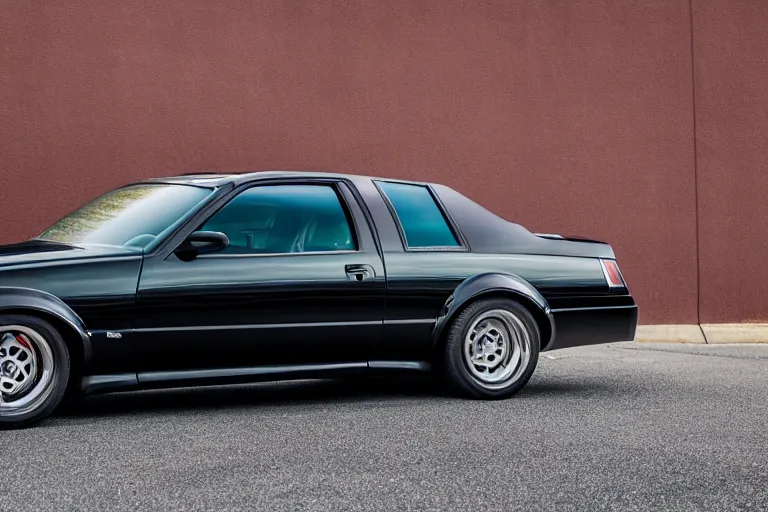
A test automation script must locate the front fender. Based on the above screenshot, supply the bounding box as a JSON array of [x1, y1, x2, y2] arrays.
[[430, 273, 555, 350], [0, 286, 92, 365]]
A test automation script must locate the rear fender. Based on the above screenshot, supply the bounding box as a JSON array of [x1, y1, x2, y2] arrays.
[[430, 273, 555, 350], [0, 286, 92, 367]]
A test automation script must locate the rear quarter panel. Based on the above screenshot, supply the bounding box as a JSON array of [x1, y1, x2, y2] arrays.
[[350, 176, 612, 362], [375, 251, 607, 361]]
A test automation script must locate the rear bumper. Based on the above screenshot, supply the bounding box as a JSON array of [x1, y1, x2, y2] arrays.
[[543, 300, 638, 352]]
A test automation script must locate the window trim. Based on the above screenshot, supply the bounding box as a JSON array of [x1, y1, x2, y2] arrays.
[[185, 180, 363, 259], [373, 179, 468, 252], [196, 249, 360, 260], [426, 183, 471, 250]]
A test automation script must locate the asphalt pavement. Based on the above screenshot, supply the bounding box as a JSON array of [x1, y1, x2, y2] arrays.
[[3, 342, 767, 512]]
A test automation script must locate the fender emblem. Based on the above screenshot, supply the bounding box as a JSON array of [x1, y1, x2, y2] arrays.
[[106, 332, 123, 339]]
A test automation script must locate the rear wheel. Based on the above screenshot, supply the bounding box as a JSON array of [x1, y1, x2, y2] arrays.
[[0, 314, 70, 429], [442, 298, 540, 398]]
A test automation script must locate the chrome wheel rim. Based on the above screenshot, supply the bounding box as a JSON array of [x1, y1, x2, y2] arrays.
[[463, 309, 532, 389], [0, 325, 55, 416]]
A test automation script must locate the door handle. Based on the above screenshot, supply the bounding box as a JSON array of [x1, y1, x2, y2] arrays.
[[345, 264, 375, 282]]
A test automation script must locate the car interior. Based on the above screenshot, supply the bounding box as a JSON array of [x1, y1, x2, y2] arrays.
[[200, 198, 356, 254]]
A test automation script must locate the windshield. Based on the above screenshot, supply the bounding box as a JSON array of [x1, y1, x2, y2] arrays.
[[38, 183, 214, 250]]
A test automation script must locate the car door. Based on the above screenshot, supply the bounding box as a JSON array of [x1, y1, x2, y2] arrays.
[[349, 178, 471, 366], [132, 180, 386, 375]]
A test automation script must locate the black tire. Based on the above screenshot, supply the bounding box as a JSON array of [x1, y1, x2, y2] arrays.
[[442, 298, 540, 399], [0, 314, 71, 429]]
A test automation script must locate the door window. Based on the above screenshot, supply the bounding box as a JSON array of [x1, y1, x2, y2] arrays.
[[376, 181, 460, 249], [199, 185, 356, 254]]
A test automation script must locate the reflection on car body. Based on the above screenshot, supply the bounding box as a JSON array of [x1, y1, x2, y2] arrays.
[[0, 170, 637, 428]]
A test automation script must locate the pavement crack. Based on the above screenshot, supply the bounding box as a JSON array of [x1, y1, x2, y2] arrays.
[[609, 344, 768, 361]]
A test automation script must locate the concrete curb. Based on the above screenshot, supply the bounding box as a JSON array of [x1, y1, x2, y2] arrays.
[[701, 324, 768, 344], [635, 325, 707, 344], [635, 324, 768, 344]]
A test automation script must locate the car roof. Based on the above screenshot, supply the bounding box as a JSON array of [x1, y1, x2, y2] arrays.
[[142, 170, 429, 188]]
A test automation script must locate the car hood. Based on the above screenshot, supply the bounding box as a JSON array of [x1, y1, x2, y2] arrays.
[[0, 239, 141, 269]]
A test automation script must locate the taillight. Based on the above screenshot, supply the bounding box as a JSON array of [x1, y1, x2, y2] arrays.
[[600, 259, 626, 288]]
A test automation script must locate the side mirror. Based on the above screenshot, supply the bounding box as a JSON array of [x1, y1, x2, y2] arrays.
[[174, 231, 229, 261]]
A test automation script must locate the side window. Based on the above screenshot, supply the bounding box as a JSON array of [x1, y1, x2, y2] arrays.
[[199, 184, 356, 254], [376, 181, 460, 249]]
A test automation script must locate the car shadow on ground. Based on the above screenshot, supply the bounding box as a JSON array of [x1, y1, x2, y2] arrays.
[[51, 374, 617, 422]]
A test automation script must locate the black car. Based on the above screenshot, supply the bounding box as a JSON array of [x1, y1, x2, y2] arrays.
[[0, 171, 637, 428]]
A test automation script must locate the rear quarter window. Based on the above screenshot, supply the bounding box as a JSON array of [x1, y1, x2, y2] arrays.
[[376, 181, 460, 249]]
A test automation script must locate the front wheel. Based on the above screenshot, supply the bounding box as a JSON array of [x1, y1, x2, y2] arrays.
[[0, 314, 70, 429], [442, 298, 540, 399]]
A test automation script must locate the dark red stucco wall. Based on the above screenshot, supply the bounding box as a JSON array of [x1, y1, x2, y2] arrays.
[[693, 0, 768, 324], [0, 0, 760, 325]]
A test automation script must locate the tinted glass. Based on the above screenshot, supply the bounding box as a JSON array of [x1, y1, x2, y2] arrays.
[[377, 182, 460, 248], [39, 184, 212, 249], [200, 185, 356, 254]]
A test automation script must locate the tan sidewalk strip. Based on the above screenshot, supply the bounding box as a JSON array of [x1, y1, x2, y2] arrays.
[[634, 325, 707, 344], [634, 324, 768, 343]]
